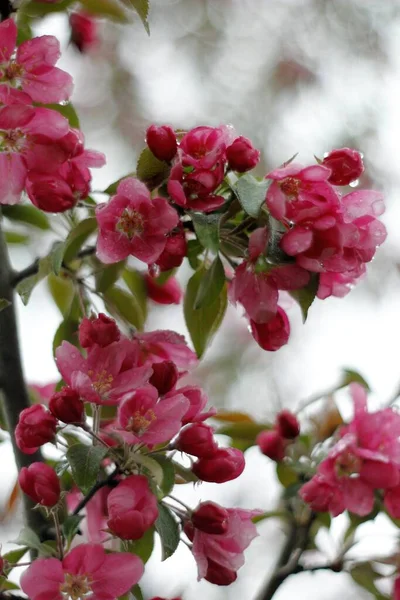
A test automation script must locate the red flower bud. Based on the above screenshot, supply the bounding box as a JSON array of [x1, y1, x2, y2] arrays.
[[146, 125, 177, 162], [70, 11, 98, 53], [276, 409, 300, 439], [0, 556, 4, 576], [256, 430, 286, 461], [107, 475, 158, 540], [192, 447, 245, 483], [155, 226, 187, 272], [149, 361, 178, 395], [226, 136, 260, 173], [145, 275, 182, 305], [205, 559, 237, 586], [184, 520, 194, 542], [15, 405, 57, 454], [79, 313, 120, 349], [19, 463, 60, 507], [176, 423, 218, 458], [49, 387, 84, 424], [192, 501, 229, 534], [322, 148, 364, 186], [250, 308, 290, 352]]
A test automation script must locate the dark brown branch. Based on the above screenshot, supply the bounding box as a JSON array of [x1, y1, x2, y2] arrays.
[[0, 0, 14, 21], [0, 216, 48, 540], [72, 468, 119, 516], [11, 246, 96, 287]]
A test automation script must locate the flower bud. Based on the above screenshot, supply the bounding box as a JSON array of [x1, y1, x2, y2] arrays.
[[192, 447, 245, 483], [145, 275, 182, 305], [276, 410, 300, 439], [176, 423, 218, 458], [107, 475, 158, 540], [322, 148, 364, 186], [256, 430, 286, 461], [192, 501, 229, 534], [79, 313, 120, 349], [205, 559, 237, 586], [183, 520, 195, 542], [19, 463, 60, 507], [146, 125, 177, 162], [70, 11, 98, 53], [49, 387, 84, 424], [226, 136, 260, 173], [0, 556, 4, 576], [250, 308, 290, 352], [155, 226, 187, 272], [15, 405, 57, 454], [149, 360, 178, 395]]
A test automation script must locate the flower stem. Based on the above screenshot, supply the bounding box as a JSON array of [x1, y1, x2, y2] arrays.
[[53, 512, 64, 560]]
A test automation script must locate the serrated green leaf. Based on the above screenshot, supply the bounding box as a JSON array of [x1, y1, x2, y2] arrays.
[[52, 318, 80, 357], [66, 444, 108, 495], [63, 218, 97, 264], [62, 515, 84, 545], [233, 174, 270, 218], [125, 527, 155, 564], [289, 273, 319, 322], [104, 173, 136, 195], [11, 527, 41, 550], [155, 503, 180, 561], [95, 260, 126, 293], [48, 273, 75, 317], [104, 285, 146, 331], [2, 204, 50, 230], [5, 231, 30, 244], [80, 0, 128, 21], [136, 148, 170, 190], [194, 255, 225, 309], [44, 103, 80, 129], [184, 267, 227, 358], [191, 212, 221, 253], [151, 454, 175, 496], [0, 298, 10, 312], [122, 0, 150, 34]]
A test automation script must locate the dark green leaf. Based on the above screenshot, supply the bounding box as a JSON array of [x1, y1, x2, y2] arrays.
[[104, 173, 136, 195], [52, 319, 80, 357], [16, 257, 50, 305], [44, 103, 80, 129], [50, 241, 66, 275], [23, 0, 74, 16], [136, 148, 170, 190], [63, 218, 97, 263], [0, 298, 10, 313], [187, 239, 203, 270], [350, 563, 386, 599], [4, 231, 29, 244], [80, 0, 128, 21], [2, 547, 28, 567], [125, 527, 155, 564], [131, 584, 144, 600], [11, 527, 41, 550], [104, 285, 146, 331], [233, 174, 270, 218], [0, 578, 20, 591], [48, 273, 75, 317], [155, 503, 180, 561], [122, 0, 150, 34], [66, 444, 108, 495], [184, 267, 227, 358], [151, 454, 176, 496], [95, 260, 126, 293], [194, 255, 226, 309], [340, 369, 370, 391], [276, 463, 298, 488], [2, 204, 50, 230], [289, 273, 319, 322], [62, 515, 84, 545], [190, 212, 221, 253]]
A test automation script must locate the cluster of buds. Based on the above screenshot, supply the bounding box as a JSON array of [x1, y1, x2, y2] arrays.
[[257, 410, 300, 461]]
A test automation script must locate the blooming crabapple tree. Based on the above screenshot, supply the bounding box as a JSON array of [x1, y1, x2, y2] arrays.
[[0, 2, 394, 600]]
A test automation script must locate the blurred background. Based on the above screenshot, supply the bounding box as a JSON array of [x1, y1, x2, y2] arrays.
[[2, 0, 400, 598]]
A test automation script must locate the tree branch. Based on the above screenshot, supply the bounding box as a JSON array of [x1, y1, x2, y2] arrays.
[[72, 468, 119, 516], [0, 0, 14, 21], [0, 216, 48, 539]]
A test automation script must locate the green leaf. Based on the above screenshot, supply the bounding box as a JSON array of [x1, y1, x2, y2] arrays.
[[136, 148, 170, 190], [289, 273, 319, 322], [190, 212, 221, 253], [62, 515, 84, 546], [5, 231, 30, 244], [0, 298, 10, 313], [340, 369, 370, 391], [104, 285, 146, 331], [122, 0, 150, 34], [252, 511, 289, 524], [194, 255, 226, 309], [2, 547, 28, 567], [151, 454, 176, 496], [122, 268, 148, 323], [350, 563, 387, 599], [0, 578, 20, 591], [172, 461, 199, 484], [131, 585, 144, 600], [50, 241, 67, 276], [48, 273, 75, 317], [52, 319, 80, 357], [11, 527, 41, 550], [217, 421, 270, 441], [16, 257, 50, 305], [125, 527, 155, 564], [80, 0, 128, 21], [155, 503, 180, 561], [276, 463, 298, 488], [66, 444, 108, 495], [2, 204, 50, 230], [186, 238, 203, 270], [23, 0, 74, 16], [233, 174, 270, 218], [63, 218, 97, 264], [184, 267, 227, 358], [104, 173, 136, 195], [95, 260, 126, 293], [44, 103, 80, 129]]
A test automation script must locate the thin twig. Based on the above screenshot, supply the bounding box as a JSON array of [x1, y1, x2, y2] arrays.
[[72, 468, 120, 516]]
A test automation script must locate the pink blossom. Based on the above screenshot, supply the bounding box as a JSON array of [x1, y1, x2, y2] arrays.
[[317, 265, 366, 300], [155, 224, 187, 272], [0, 18, 73, 103], [322, 148, 364, 186], [179, 125, 234, 170], [257, 430, 286, 461], [79, 313, 120, 350], [96, 177, 179, 264], [149, 360, 178, 396], [193, 447, 245, 483], [107, 475, 159, 540], [300, 473, 346, 516], [167, 385, 216, 424], [55, 339, 152, 405], [226, 136, 260, 173], [29, 382, 56, 404], [250, 307, 291, 352], [15, 404, 57, 454], [117, 384, 189, 446], [189, 506, 259, 583], [70, 11, 98, 54], [19, 462, 60, 507], [167, 160, 225, 212], [145, 274, 182, 304], [133, 330, 197, 368], [393, 577, 400, 600], [146, 125, 177, 162], [67, 487, 110, 543], [20, 544, 144, 600]]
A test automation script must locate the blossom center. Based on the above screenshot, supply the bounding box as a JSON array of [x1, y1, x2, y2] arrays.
[[335, 451, 362, 478], [60, 573, 92, 600], [4, 62, 25, 87], [128, 409, 156, 435], [0, 128, 25, 153], [88, 369, 114, 396], [117, 209, 144, 239], [280, 177, 300, 198]]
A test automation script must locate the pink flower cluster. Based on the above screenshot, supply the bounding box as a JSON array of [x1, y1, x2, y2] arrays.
[[300, 384, 400, 517], [0, 19, 104, 209]]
